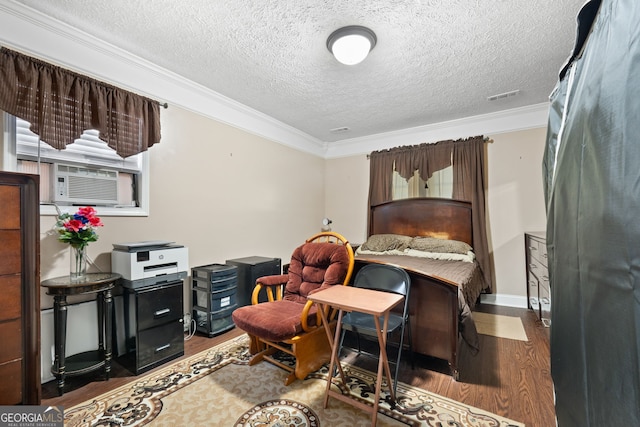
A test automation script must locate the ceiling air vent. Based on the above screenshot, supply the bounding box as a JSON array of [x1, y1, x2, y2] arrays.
[[487, 89, 520, 101], [330, 126, 350, 134]]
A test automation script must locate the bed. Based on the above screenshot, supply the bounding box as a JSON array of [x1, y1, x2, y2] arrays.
[[353, 197, 485, 380]]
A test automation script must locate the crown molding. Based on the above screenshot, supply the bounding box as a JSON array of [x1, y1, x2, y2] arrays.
[[324, 103, 550, 159], [0, 0, 325, 157], [1, 0, 548, 160]]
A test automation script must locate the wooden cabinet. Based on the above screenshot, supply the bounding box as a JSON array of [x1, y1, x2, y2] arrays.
[[0, 171, 40, 404], [525, 232, 551, 327]]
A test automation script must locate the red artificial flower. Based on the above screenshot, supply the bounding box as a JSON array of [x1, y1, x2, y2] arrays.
[[87, 216, 103, 227], [78, 206, 97, 218], [64, 219, 84, 232], [56, 206, 104, 247]]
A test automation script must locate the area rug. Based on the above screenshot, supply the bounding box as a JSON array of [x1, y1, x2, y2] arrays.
[[64, 334, 524, 426], [473, 312, 528, 342]]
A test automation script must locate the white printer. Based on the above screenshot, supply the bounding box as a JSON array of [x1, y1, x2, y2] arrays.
[[111, 240, 188, 289]]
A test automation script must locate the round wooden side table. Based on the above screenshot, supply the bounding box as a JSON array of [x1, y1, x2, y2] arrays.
[[41, 272, 121, 396]]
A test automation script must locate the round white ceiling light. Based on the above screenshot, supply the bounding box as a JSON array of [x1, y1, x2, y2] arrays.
[[327, 26, 377, 65]]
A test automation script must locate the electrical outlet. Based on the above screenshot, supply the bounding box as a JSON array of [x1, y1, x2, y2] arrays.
[[183, 313, 191, 332]]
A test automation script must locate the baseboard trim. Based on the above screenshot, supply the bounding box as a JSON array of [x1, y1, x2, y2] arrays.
[[480, 293, 528, 309]]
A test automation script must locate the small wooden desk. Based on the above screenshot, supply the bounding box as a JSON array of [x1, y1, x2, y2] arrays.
[[41, 272, 121, 396], [308, 285, 404, 426]]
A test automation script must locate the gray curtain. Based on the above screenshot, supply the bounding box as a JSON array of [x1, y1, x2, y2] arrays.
[[368, 136, 492, 292], [543, 0, 640, 425]]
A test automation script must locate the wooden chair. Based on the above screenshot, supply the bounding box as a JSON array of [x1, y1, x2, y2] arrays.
[[232, 232, 354, 385]]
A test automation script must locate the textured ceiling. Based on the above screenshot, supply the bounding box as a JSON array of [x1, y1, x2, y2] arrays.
[[11, 0, 585, 144]]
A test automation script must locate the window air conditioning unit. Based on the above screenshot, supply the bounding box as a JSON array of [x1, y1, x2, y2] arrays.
[[52, 163, 119, 206]]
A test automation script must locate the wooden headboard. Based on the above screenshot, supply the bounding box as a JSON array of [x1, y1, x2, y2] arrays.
[[369, 197, 473, 246]]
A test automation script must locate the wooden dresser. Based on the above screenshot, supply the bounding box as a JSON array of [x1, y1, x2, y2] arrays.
[[525, 232, 551, 327], [0, 171, 41, 404]]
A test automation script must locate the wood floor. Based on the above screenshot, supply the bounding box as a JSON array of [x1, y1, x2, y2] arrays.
[[42, 304, 555, 426]]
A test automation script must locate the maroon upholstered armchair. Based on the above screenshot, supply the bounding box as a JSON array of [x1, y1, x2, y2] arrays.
[[232, 232, 354, 385]]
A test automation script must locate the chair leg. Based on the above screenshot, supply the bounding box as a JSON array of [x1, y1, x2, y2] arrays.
[[249, 345, 278, 366], [338, 328, 347, 363], [246, 327, 334, 386], [291, 326, 333, 382], [392, 318, 414, 395], [406, 318, 415, 369], [393, 329, 404, 395], [248, 334, 265, 354], [284, 372, 298, 386]]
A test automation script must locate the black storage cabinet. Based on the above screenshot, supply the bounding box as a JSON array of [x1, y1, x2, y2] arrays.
[[192, 264, 238, 337], [120, 280, 184, 375], [225, 256, 281, 307]]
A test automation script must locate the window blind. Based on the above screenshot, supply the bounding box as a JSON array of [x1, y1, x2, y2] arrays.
[[15, 117, 142, 173]]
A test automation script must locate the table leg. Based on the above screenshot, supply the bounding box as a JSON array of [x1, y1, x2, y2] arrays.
[[371, 312, 396, 425], [52, 295, 68, 396], [330, 311, 347, 383], [321, 307, 347, 408], [104, 288, 113, 379], [379, 313, 396, 402], [97, 292, 104, 352]]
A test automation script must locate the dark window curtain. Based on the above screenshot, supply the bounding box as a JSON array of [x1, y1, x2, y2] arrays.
[[367, 135, 493, 292], [452, 136, 491, 290], [415, 140, 455, 182], [0, 47, 161, 158], [369, 141, 455, 214], [392, 146, 415, 180], [368, 149, 396, 206]]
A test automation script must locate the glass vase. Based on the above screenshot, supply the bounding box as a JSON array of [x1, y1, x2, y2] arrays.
[[70, 245, 87, 281]]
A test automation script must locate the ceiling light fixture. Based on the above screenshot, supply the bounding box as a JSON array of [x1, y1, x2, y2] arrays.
[[327, 26, 377, 65]]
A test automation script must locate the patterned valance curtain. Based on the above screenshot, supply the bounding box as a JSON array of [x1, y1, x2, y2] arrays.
[[368, 135, 493, 291], [0, 47, 161, 158]]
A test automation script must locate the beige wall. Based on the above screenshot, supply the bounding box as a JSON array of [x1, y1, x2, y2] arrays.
[[325, 127, 548, 304], [487, 128, 547, 303], [323, 154, 370, 245], [34, 110, 548, 307], [28, 109, 546, 381], [38, 105, 326, 309]]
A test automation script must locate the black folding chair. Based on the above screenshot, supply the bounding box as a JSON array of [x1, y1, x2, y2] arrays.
[[338, 263, 414, 395]]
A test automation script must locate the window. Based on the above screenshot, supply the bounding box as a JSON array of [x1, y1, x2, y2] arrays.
[[2, 112, 149, 216], [392, 166, 453, 200], [368, 135, 493, 291]]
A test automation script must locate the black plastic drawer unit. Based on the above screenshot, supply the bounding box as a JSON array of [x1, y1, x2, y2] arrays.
[[191, 264, 238, 337]]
